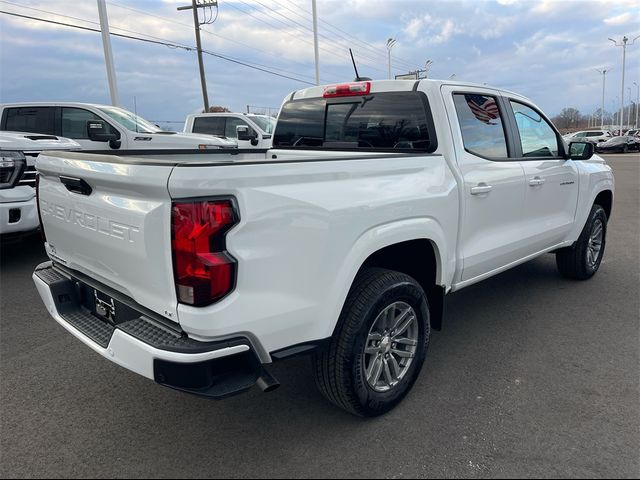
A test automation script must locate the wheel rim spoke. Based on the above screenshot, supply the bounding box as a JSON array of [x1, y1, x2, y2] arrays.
[[394, 337, 418, 346], [388, 355, 402, 379], [382, 358, 395, 385], [392, 313, 416, 338], [392, 348, 415, 359], [367, 356, 384, 385]]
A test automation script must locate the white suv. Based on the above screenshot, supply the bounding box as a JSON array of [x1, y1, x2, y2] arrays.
[[563, 130, 612, 144]]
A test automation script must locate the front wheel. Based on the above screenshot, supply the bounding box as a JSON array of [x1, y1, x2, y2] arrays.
[[313, 268, 430, 417], [556, 204, 608, 280]]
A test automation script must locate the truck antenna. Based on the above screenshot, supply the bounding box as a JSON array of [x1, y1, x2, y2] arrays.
[[349, 49, 372, 82]]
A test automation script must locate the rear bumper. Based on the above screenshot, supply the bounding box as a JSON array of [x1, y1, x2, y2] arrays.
[[33, 262, 278, 399]]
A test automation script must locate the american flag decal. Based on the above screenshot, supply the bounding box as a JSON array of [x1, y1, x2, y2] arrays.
[[465, 94, 500, 125]]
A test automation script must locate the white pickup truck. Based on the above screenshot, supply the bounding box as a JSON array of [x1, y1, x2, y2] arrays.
[[183, 112, 276, 149], [0, 103, 237, 151], [32, 80, 614, 417], [0, 131, 80, 236]]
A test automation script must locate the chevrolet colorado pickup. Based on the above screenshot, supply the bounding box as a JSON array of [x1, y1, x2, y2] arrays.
[[32, 80, 614, 416]]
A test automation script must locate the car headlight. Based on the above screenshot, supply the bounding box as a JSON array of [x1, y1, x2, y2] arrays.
[[0, 151, 27, 189]]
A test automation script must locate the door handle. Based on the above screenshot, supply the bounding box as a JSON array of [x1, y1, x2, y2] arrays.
[[470, 183, 493, 195], [529, 176, 546, 187]]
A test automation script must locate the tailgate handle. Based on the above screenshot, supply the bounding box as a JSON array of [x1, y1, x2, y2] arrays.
[[60, 176, 92, 196]]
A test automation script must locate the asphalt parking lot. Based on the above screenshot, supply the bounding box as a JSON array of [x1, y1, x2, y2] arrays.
[[1, 153, 638, 479]]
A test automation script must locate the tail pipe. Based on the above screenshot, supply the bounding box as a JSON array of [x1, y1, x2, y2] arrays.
[[256, 366, 280, 393]]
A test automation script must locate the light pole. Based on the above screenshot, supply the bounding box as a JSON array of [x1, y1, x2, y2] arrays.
[[634, 82, 639, 129], [609, 35, 640, 135], [596, 68, 609, 129], [311, 0, 320, 85], [97, 0, 119, 106], [386, 38, 397, 80], [628, 86, 633, 131]]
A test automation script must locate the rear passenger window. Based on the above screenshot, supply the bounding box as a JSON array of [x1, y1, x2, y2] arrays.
[[3, 107, 56, 135], [510, 101, 559, 157], [62, 108, 113, 139], [453, 94, 508, 159], [192, 117, 225, 136]]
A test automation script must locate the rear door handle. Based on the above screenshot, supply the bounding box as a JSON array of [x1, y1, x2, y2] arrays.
[[529, 176, 546, 187], [470, 183, 493, 195]]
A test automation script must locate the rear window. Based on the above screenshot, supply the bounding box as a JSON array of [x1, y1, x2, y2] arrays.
[[192, 116, 225, 136], [3, 107, 56, 135], [273, 92, 437, 152]]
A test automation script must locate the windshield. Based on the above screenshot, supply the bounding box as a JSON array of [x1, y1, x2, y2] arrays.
[[250, 115, 276, 134], [97, 106, 163, 133]]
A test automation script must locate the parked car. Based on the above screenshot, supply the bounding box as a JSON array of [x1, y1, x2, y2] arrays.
[[0, 131, 79, 237], [0, 103, 237, 150], [595, 135, 639, 153], [32, 80, 613, 417], [562, 130, 611, 144], [184, 112, 277, 149]]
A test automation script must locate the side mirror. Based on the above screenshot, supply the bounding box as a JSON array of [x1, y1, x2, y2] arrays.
[[87, 120, 118, 143], [236, 125, 259, 146], [568, 141, 594, 161]]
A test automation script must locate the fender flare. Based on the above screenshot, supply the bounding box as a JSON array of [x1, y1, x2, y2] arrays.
[[318, 217, 449, 340]]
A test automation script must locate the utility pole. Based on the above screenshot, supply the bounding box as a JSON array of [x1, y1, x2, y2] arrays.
[[311, 0, 320, 85], [596, 68, 609, 129], [97, 0, 119, 106], [609, 35, 640, 135], [178, 0, 218, 112]]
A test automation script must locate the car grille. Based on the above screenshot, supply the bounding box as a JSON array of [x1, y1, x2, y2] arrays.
[[18, 165, 37, 187], [19, 152, 39, 188]]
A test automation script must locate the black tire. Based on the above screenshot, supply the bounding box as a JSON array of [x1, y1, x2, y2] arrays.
[[313, 268, 430, 417], [556, 204, 607, 280], [623, 145, 629, 154]]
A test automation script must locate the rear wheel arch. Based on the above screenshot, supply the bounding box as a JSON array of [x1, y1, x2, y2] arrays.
[[353, 239, 445, 331]]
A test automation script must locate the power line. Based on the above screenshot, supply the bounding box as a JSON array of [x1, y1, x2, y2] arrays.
[[106, 0, 341, 82], [224, 1, 389, 76], [0, 10, 316, 85], [274, 0, 418, 70], [230, 0, 416, 74]]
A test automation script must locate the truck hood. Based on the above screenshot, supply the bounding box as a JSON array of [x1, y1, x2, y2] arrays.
[[0, 132, 81, 152], [132, 132, 237, 148]]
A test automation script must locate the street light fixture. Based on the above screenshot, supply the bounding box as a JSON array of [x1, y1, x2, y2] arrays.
[[386, 38, 397, 80], [608, 35, 640, 134]]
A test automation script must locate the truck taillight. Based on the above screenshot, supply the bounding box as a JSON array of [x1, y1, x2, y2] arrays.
[[171, 198, 238, 307], [323, 81, 371, 98]]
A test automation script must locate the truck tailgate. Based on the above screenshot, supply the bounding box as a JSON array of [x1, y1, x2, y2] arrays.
[[36, 152, 179, 321]]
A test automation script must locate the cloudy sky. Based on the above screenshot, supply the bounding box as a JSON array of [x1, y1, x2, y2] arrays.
[[1, 0, 638, 129]]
